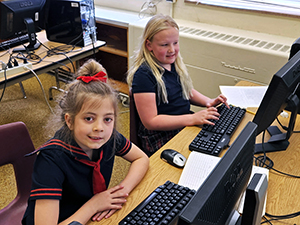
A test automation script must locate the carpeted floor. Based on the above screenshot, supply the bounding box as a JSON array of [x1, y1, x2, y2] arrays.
[[0, 73, 130, 209]]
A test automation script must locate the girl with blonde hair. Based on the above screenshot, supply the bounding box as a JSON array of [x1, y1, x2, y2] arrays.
[[127, 14, 228, 156]]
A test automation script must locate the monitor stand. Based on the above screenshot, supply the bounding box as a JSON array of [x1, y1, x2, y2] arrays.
[[13, 18, 40, 53], [254, 126, 289, 154], [254, 93, 299, 154]]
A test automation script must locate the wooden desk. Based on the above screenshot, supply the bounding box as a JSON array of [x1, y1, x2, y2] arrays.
[[89, 107, 300, 224], [0, 31, 106, 89]]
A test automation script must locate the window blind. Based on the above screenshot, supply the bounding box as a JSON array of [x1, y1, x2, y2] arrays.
[[187, 0, 300, 16]]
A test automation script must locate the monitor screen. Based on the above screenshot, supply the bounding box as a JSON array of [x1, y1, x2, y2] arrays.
[[252, 39, 300, 154], [0, 0, 46, 51], [176, 121, 257, 225]]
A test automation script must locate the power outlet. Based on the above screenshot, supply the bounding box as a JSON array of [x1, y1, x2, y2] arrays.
[[0, 62, 32, 79]]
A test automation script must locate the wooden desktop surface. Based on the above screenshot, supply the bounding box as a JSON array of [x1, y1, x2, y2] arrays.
[[0, 31, 106, 88], [90, 82, 300, 224]]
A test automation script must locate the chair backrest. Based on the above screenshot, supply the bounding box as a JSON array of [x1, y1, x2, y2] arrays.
[[0, 121, 36, 225], [129, 90, 143, 149]]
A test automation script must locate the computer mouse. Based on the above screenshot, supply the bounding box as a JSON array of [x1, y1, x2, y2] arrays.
[[160, 149, 186, 168]]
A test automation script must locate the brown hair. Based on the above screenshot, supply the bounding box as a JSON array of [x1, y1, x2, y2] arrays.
[[47, 59, 119, 153]]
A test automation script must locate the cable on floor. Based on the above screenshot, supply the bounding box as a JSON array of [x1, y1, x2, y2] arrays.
[[24, 65, 54, 114]]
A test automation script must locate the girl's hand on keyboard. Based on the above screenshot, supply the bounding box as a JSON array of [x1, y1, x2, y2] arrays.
[[193, 107, 220, 126], [206, 94, 229, 108]]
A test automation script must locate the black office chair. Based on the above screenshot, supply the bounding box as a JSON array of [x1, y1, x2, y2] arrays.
[[129, 90, 143, 150]]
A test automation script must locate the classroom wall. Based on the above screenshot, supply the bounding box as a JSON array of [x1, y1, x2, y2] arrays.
[[94, 0, 300, 40], [93, 0, 299, 110]]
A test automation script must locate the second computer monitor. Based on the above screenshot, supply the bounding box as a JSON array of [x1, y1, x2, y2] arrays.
[[252, 41, 300, 154]]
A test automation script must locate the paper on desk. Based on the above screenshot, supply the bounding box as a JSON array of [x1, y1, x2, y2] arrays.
[[178, 151, 220, 190], [219, 86, 268, 108]]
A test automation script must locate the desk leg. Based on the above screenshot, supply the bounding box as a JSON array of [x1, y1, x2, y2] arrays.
[[49, 68, 65, 100], [19, 82, 27, 99]]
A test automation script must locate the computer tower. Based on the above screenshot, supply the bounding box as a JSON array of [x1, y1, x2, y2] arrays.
[[45, 0, 96, 47], [241, 173, 268, 225]]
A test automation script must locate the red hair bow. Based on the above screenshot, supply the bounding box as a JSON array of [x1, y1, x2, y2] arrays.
[[77, 71, 107, 83]]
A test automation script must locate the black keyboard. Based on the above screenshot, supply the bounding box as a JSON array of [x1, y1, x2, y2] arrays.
[[119, 181, 196, 225], [0, 34, 29, 50], [189, 104, 246, 156]]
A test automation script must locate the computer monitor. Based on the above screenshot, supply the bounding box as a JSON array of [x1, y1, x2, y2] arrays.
[[0, 0, 46, 51], [252, 38, 300, 154], [45, 0, 97, 47], [176, 121, 257, 225]]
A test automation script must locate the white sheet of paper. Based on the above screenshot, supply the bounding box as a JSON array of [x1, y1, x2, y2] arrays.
[[178, 151, 220, 190], [219, 86, 268, 108]]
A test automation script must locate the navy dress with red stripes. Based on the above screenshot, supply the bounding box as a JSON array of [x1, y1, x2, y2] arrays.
[[22, 128, 131, 224]]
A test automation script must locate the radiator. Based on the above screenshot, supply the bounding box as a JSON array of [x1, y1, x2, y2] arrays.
[[128, 18, 295, 110]]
